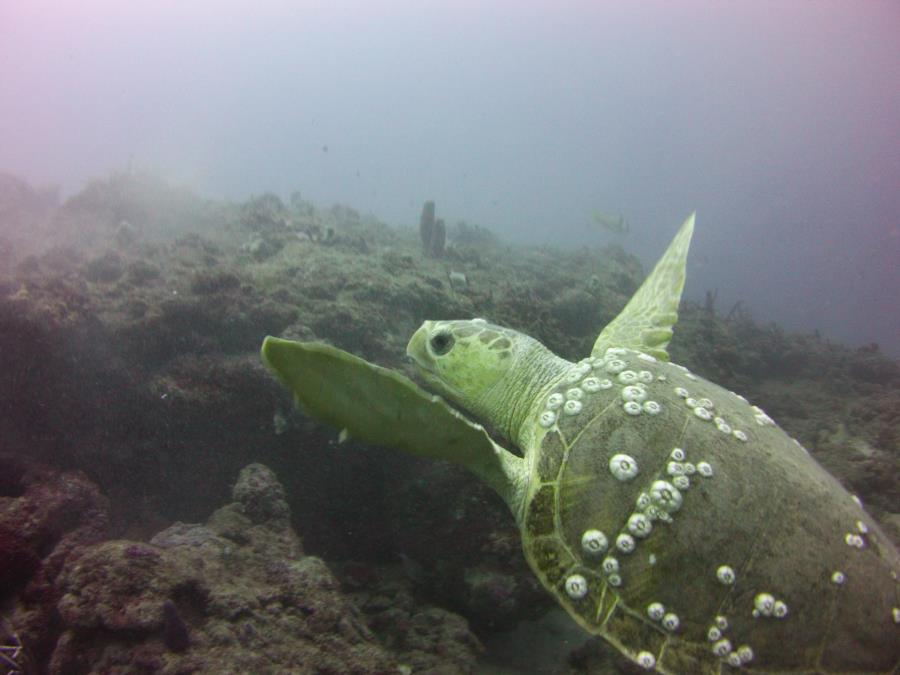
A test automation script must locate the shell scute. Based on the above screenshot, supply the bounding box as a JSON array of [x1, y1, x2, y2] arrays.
[[601, 603, 668, 667], [536, 428, 565, 482], [529, 536, 576, 590], [525, 484, 556, 538]]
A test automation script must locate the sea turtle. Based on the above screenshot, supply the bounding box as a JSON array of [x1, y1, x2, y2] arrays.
[[261, 214, 900, 673]]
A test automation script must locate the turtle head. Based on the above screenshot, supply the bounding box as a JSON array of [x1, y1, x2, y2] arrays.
[[407, 318, 571, 445], [407, 319, 518, 405]]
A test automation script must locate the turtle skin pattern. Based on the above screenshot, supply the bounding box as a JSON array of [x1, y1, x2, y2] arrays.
[[522, 348, 900, 674]]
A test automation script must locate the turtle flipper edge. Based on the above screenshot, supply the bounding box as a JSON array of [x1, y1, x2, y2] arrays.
[[592, 212, 695, 361], [260, 337, 524, 506]]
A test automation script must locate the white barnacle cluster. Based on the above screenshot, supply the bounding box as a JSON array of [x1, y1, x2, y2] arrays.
[[697, 461, 713, 477], [642, 400, 662, 415], [716, 565, 736, 585], [646, 601, 665, 621], [693, 405, 713, 421], [644, 601, 680, 633], [671, 363, 698, 382], [618, 376, 661, 416], [661, 612, 680, 632], [566, 387, 584, 401], [564, 573, 589, 600], [664, 446, 708, 491], [711, 638, 732, 658], [618, 370, 639, 385], [752, 592, 788, 619], [635, 651, 656, 670], [565, 360, 593, 384], [666, 447, 696, 490], [539, 411, 557, 428], [616, 533, 636, 553], [672, 475, 689, 490], [563, 385, 584, 416], [840, 518, 870, 563], [581, 529, 609, 556], [707, 615, 729, 641], [563, 399, 583, 416], [713, 416, 732, 435], [609, 453, 639, 481], [602, 555, 622, 587], [844, 532, 866, 549], [650, 480, 683, 513], [614, 445, 715, 565], [627, 512, 652, 538], [581, 376, 603, 393], [539, 392, 563, 428], [602, 555, 619, 575], [546, 393, 565, 410], [540, 360, 616, 427], [623, 401, 642, 416], [736, 645, 754, 665], [622, 385, 647, 403], [615, 476, 688, 566], [600, 349, 662, 418], [676, 385, 749, 441], [706, 614, 754, 667], [544, 351, 667, 428], [751, 405, 775, 427]]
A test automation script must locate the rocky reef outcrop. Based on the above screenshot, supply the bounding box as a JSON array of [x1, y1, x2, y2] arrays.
[[1, 172, 897, 673], [3, 460, 482, 673]]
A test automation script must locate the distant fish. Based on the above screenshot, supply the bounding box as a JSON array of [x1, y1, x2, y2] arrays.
[[591, 210, 629, 235]]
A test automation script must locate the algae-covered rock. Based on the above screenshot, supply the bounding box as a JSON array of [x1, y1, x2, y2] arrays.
[[1, 172, 898, 673], [47, 464, 403, 674]]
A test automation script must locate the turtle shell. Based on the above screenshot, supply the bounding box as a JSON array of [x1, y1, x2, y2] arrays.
[[522, 348, 900, 673]]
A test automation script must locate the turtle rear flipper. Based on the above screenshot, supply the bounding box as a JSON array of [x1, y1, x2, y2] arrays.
[[260, 337, 524, 506], [592, 212, 694, 361]]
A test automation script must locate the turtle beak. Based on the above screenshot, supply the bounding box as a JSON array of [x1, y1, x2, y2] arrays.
[[406, 321, 435, 372]]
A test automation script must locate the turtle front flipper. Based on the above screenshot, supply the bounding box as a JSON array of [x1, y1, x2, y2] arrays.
[[592, 212, 695, 362], [261, 337, 525, 508]]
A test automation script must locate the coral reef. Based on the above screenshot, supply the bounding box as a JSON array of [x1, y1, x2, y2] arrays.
[[5, 460, 481, 673], [0, 172, 897, 673], [0, 454, 110, 668], [44, 462, 403, 674]]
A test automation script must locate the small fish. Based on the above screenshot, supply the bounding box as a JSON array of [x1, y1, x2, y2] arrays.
[[591, 210, 629, 235]]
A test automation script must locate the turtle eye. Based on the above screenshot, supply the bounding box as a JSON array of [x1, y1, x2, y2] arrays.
[[429, 331, 455, 356]]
